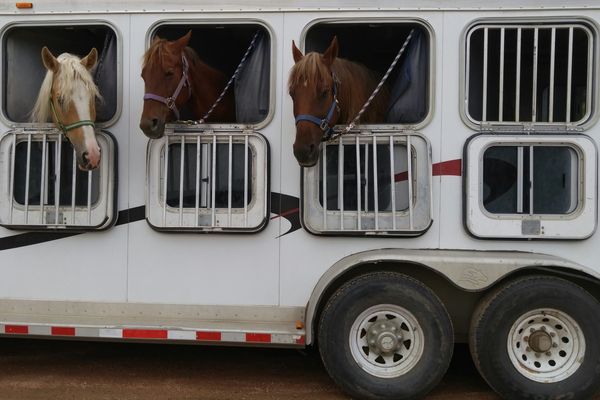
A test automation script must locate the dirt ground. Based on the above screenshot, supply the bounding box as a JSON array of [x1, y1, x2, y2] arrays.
[[0, 338, 592, 400]]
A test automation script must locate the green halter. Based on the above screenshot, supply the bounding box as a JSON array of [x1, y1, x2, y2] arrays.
[[49, 97, 95, 134]]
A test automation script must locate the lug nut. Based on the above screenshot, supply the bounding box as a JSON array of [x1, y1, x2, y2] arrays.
[[550, 332, 556, 337], [546, 351, 552, 356], [552, 343, 558, 348], [530, 328, 536, 333], [526, 346, 531, 352], [524, 336, 529, 342]]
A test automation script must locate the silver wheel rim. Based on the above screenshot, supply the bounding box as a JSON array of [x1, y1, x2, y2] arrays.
[[507, 308, 585, 383], [349, 304, 424, 378]]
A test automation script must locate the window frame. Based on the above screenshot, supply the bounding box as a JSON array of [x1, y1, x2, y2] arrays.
[[299, 17, 435, 131], [464, 133, 597, 240], [145, 127, 270, 233], [301, 131, 432, 237], [0, 20, 123, 128], [460, 17, 599, 132], [0, 129, 118, 231], [146, 19, 276, 130]]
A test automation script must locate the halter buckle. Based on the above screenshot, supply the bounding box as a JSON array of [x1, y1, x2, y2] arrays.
[[166, 97, 176, 110], [319, 119, 330, 131]]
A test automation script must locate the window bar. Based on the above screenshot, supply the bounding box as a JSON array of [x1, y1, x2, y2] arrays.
[[338, 140, 344, 230], [227, 135, 233, 227], [586, 28, 593, 123], [195, 136, 201, 227], [24, 133, 32, 224], [355, 137, 362, 230], [162, 135, 169, 225], [549, 28, 556, 122], [389, 135, 396, 230], [364, 142, 369, 212], [322, 142, 327, 229], [529, 146, 534, 215], [407, 135, 414, 230], [8, 134, 16, 223], [87, 170, 92, 225], [517, 147, 524, 213], [566, 27, 573, 123], [211, 134, 217, 227], [244, 135, 248, 227], [54, 136, 62, 225], [179, 136, 185, 227], [71, 148, 77, 223], [40, 134, 47, 224], [516, 28, 522, 122], [531, 28, 538, 123], [482, 27, 488, 122], [372, 136, 379, 230], [499, 28, 505, 122]]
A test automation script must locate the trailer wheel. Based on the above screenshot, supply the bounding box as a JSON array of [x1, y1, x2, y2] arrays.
[[470, 276, 600, 400], [318, 272, 453, 400]]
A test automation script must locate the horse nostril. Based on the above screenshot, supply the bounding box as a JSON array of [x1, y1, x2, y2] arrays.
[[309, 143, 316, 153], [82, 152, 89, 164], [151, 119, 159, 130]]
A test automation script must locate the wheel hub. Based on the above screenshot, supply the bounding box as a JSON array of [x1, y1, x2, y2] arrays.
[[367, 321, 403, 354], [528, 330, 553, 353]]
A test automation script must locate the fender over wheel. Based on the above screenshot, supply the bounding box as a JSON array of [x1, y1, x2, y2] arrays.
[[318, 271, 454, 400], [470, 275, 600, 400]]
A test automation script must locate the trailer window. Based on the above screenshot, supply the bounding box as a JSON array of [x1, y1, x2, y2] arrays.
[[464, 134, 596, 239], [146, 131, 269, 232], [464, 21, 595, 128], [303, 133, 431, 236], [0, 131, 117, 230], [2, 24, 119, 124], [304, 21, 431, 126], [152, 23, 271, 125]]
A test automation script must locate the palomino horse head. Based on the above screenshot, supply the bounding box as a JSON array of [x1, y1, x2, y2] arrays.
[[140, 31, 193, 139], [31, 47, 101, 171], [288, 37, 340, 167]]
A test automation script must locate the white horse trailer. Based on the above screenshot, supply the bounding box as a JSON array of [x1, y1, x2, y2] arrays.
[[0, 1, 599, 399]]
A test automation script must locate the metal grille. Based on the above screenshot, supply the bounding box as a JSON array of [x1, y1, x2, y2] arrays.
[[0, 129, 116, 230], [465, 23, 594, 127], [303, 132, 431, 236], [146, 130, 269, 232]]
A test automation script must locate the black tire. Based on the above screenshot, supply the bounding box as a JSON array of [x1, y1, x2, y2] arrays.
[[318, 271, 454, 400], [469, 275, 600, 400]]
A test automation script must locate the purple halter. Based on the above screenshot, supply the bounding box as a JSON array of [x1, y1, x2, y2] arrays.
[[143, 55, 191, 120]]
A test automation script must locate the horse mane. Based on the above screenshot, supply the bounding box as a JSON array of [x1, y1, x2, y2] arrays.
[[31, 53, 101, 123], [288, 52, 389, 124]]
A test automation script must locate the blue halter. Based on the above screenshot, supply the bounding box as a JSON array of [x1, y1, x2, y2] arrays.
[[294, 75, 339, 141]]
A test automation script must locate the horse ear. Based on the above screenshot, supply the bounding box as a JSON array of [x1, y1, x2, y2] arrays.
[[292, 40, 304, 63], [41, 46, 59, 72], [80, 48, 98, 71], [322, 36, 338, 67], [152, 35, 161, 45], [174, 30, 192, 50]]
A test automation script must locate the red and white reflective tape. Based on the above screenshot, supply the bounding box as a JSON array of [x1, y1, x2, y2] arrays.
[[0, 323, 305, 346]]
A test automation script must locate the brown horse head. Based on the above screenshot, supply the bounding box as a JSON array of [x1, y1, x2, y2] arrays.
[[140, 31, 192, 139], [32, 47, 101, 171], [288, 37, 340, 167]]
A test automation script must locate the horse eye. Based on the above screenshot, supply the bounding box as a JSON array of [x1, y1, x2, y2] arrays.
[[319, 88, 329, 99], [165, 70, 174, 78]]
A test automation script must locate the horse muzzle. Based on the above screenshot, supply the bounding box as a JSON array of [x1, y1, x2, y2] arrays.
[[140, 117, 166, 139]]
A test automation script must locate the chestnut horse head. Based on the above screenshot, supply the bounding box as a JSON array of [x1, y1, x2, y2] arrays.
[[288, 37, 388, 167], [31, 47, 101, 171], [140, 31, 236, 139]]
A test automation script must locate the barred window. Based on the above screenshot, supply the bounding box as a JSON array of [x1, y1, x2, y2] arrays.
[[464, 21, 595, 127], [146, 131, 269, 232], [0, 131, 117, 230], [303, 133, 431, 236]]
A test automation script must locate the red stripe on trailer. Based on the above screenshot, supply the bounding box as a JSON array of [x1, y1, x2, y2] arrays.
[[51, 327, 75, 336], [296, 336, 305, 345], [432, 159, 462, 176], [246, 333, 271, 343], [122, 329, 168, 339], [196, 331, 222, 341], [5, 325, 28, 334]]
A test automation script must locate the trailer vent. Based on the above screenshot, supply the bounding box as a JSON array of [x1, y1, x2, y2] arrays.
[[0, 129, 117, 230], [464, 22, 595, 129], [146, 130, 269, 232], [302, 132, 431, 236]]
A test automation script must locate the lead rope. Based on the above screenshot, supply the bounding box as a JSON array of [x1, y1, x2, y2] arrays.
[[326, 29, 415, 143], [179, 31, 261, 125]]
